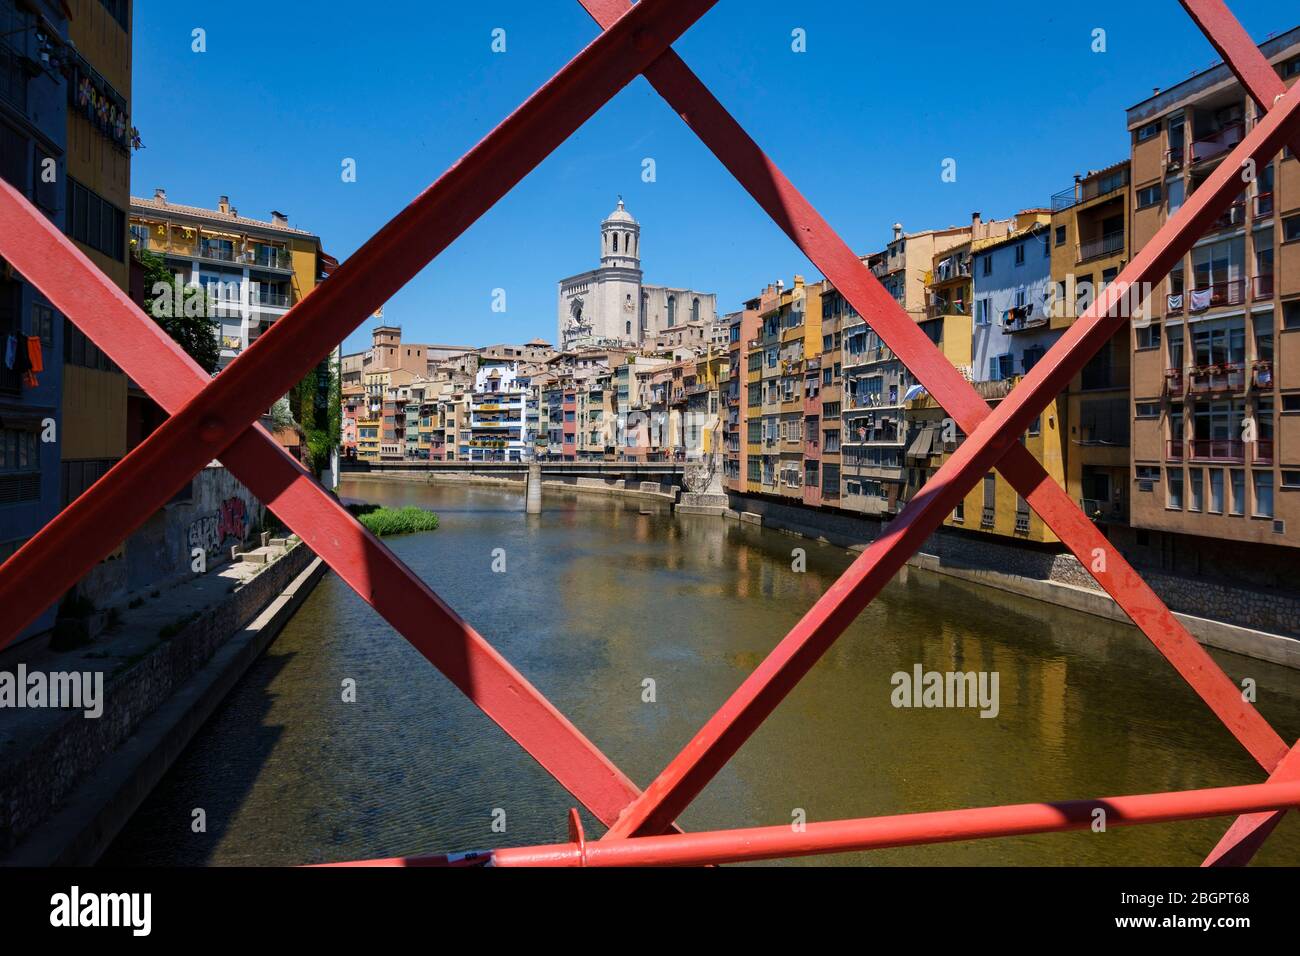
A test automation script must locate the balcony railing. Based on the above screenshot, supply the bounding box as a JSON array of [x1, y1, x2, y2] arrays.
[[198, 243, 236, 262], [980, 506, 995, 529], [1003, 308, 1049, 334], [1182, 438, 1246, 462], [1188, 362, 1246, 393], [1185, 279, 1246, 312], [258, 292, 291, 308], [1050, 168, 1129, 211], [1206, 198, 1247, 233], [1189, 122, 1245, 164], [1079, 230, 1125, 262], [246, 249, 293, 270]]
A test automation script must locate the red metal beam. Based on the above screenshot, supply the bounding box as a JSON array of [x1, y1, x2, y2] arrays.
[[0, 0, 719, 644], [603, 80, 1300, 840], [575, 0, 1288, 804], [0, 179, 655, 830], [318, 779, 1300, 867], [1203, 743, 1300, 866]]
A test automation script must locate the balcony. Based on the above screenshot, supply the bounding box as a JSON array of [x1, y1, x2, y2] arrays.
[[246, 248, 293, 270], [1078, 230, 1125, 262], [1188, 362, 1246, 394], [1186, 279, 1246, 312], [1003, 307, 1049, 335], [1189, 122, 1245, 164], [257, 292, 291, 308], [927, 301, 968, 319], [1205, 198, 1247, 233], [1183, 438, 1246, 462], [1051, 167, 1129, 212], [197, 243, 236, 263], [1080, 498, 1129, 523]]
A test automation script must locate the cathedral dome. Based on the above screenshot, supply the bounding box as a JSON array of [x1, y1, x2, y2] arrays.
[[604, 197, 637, 224]]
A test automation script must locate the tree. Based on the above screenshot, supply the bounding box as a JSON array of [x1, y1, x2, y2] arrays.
[[137, 248, 221, 374]]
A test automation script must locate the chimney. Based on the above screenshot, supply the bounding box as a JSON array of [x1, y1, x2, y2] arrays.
[[892, 222, 903, 241], [154, 187, 166, 204], [218, 195, 230, 215], [271, 210, 289, 228], [971, 212, 982, 230]]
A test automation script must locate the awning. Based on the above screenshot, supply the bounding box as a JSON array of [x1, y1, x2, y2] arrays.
[[906, 422, 939, 459]]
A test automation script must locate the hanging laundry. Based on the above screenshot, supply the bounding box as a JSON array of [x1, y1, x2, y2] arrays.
[[1166, 293, 1184, 312], [3, 335, 15, 370], [22, 335, 42, 388], [1189, 289, 1212, 312]]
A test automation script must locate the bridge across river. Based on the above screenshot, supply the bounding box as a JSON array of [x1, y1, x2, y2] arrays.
[[342, 459, 688, 485]]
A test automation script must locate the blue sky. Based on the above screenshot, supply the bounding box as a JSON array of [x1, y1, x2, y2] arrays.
[[131, 1, 1292, 354]]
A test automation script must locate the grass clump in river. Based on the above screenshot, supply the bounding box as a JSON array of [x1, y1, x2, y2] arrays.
[[347, 503, 440, 537]]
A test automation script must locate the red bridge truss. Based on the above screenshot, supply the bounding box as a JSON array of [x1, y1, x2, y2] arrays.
[[1, 0, 1299, 867]]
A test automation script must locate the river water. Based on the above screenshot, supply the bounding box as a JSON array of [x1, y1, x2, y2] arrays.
[[103, 477, 1300, 866]]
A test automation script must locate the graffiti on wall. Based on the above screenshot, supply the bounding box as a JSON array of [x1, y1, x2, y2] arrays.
[[187, 497, 250, 556]]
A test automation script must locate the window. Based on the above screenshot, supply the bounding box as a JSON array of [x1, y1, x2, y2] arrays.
[[1254, 470, 1274, 518], [1230, 469, 1245, 515], [31, 302, 55, 345], [1137, 184, 1162, 209], [975, 299, 991, 326], [1283, 57, 1300, 79], [1188, 468, 1204, 511], [982, 256, 992, 276], [97, 0, 130, 29], [1055, 225, 1066, 247], [1137, 121, 1161, 142], [0, 427, 41, 504], [1136, 402, 1160, 419], [953, 499, 965, 522], [988, 354, 1014, 381], [1286, 301, 1300, 330], [1285, 394, 1300, 412], [1285, 215, 1300, 243], [61, 458, 118, 508], [1282, 471, 1300, 489], [1167, 467, 1184, 509], [1014, 244, 1026, 265], [1136, 324, 1160, 349], [1207, 469, 1224, 512], [1136, 465, 1161, 482], [66, 179, 126, 262]]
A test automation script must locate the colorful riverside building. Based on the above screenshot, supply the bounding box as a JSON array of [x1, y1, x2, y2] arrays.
[[1126, 29, 1300, 556], [468, 362, 528, 462], [1050, 160, 1133, 531], [948, 210, 1065, 543]]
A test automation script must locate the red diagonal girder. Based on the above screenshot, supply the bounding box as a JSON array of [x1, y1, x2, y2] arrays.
[[575, 0, 1288, 842], [602, 41, 1300, 839], [0, 0, 721, 830], [1178, 0, 1300, 866], [0, 179, 647, 830], [0, 0, 720, 644]]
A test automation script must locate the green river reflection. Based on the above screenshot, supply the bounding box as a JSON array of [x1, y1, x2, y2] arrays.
[[103, 477, 1300, 866]]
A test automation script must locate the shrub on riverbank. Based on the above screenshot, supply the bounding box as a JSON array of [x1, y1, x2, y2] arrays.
[[348, 504, 440, 537]]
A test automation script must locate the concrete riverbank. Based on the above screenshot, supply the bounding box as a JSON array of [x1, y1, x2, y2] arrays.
[[0, 540, 325, 865], [724, 493, 1300, 671]]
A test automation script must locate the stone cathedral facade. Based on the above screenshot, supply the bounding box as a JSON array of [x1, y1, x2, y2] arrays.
[[557, 199, 717, 351]]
